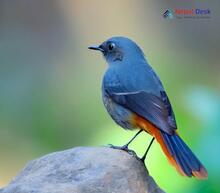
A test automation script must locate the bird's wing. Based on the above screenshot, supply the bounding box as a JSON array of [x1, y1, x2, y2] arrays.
[[105, 85, 177, 135]]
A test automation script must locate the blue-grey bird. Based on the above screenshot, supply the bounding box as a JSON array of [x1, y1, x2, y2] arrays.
[[88, 36, 207, 179]]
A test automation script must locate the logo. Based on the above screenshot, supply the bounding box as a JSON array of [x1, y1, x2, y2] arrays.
[[163, 8, 211, 19], [163, 10, 174, 19]]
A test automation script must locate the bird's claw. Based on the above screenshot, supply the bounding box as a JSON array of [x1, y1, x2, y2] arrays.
[[107, 144, 137, 156], [140, 156, 146, 164]]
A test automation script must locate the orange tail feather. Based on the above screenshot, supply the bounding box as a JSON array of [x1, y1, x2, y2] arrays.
[[133, 115, 208, 179]]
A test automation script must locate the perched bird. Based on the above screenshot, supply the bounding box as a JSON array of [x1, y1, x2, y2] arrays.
[[89, 36, 208, 179]]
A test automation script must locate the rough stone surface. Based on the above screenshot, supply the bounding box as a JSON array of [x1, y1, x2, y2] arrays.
[[0, 147, 165, 193]]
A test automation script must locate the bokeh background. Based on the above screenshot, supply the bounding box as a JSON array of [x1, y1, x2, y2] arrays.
[[0, 0, 219, 192]]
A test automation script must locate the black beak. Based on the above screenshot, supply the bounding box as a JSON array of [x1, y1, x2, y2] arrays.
[[88, 45, 104, 52]]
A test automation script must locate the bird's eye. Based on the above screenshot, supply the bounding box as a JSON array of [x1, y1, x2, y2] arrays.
[[108, 43, 115, 51]]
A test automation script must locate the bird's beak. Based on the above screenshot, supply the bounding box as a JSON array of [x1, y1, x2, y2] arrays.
[[88, 45, 104, 52]]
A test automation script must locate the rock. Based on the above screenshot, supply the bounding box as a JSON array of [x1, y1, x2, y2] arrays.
[[0, 147, 165, 193]]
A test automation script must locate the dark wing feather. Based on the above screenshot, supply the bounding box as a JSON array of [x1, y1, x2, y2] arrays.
[[107, 90, 177, 135]]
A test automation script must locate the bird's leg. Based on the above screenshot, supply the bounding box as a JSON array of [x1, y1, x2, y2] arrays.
[[109, 129, 143, 152], [121, 129, 143, 150], [140, 137, 155, 163]]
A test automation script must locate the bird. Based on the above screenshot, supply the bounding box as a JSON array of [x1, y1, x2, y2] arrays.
[[88, 36, 208, 179]]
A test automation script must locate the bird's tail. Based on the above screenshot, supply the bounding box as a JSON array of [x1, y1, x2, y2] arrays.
[[154, 129, 208, 179], [134, 115, 208, 179]]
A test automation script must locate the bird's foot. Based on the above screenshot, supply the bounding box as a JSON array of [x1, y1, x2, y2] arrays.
[[107, 144, 136, 156], [140, 155, 146, 164], [108, 144, 128, 151]]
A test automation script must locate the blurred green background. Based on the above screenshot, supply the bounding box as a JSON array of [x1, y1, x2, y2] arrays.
[[0, 0, 219, 192]]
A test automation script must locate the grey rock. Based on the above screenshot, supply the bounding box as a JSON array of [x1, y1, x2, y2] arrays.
[[0, 147, 165, 193]]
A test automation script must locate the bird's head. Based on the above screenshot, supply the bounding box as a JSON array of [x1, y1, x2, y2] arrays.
[[89, 36, 145, 64]]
